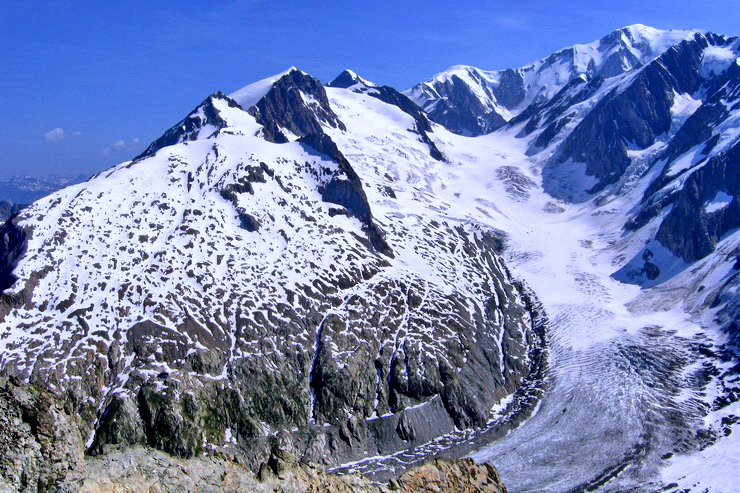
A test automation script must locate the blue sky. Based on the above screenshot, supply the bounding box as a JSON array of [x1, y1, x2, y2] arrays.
[[0, 0, 736, 180]]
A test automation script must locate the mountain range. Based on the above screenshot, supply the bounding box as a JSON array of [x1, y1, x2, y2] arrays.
[[0, 24, 737, 492], [0, 174, 87, 222]]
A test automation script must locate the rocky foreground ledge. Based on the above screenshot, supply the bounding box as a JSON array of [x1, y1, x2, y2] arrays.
[[0, 376, 506, 492], [82, 448, 506, 492]]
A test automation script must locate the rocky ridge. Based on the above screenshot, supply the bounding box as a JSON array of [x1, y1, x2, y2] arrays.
[[406, 25, 701, 136], [0, 376, 507, 492], [80, 448, 507, 493]]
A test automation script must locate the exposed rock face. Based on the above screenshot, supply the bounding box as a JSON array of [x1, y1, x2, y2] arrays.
[[625, 57, 740, 239], [654, 143, 739, 263], [394, 458, 507, 492], [326, 69, 377, 90], [709, 258, 740, 357], [248, 68, 346, 143], [0, 215, 28, 293], [80, 447, 507, 493], [0, 376, 85, 492], [407, 69, 509, 136]]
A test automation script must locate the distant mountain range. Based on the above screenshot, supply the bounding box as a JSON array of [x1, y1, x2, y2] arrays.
[[0, 174, 87, 221]]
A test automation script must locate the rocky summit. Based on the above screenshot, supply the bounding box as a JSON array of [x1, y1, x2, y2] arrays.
[[0, 22, 738, 493]]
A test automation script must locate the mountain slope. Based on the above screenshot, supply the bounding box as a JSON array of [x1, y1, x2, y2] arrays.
[[0, 69, 544, 470]]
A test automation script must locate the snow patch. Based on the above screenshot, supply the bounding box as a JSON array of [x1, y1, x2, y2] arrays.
[[701, 45, 737, 78], [670, 91, 702, 130], [704, 191, 733, 214]]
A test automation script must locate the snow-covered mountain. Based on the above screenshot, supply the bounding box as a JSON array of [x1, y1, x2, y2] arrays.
[[0, 24, 737, 492], [0, 68, 544, 471], [407, 25, 705, 135]]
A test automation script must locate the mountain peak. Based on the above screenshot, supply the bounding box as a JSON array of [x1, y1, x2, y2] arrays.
[[134, 91, 247, 160], [326, 69, 377, 89], [619, 23, 662, 34], [229, 67, 307, 109], [603, 24, 698, 56], [617, 23, 698, 37]]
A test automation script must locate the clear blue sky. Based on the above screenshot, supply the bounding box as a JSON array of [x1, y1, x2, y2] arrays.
[[0, 0, 736, 180]]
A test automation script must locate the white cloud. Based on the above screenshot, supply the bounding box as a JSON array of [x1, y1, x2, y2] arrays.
[[44, 127, 81, 142], [103, 138, 141, 156]]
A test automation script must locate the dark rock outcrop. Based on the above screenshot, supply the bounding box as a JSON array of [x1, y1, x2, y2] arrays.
[[0, 376, 85, 492], [218, 164, 270, 233], [708, 256, 740, 357], [0, 216, 29, 293], [248, 69, 345, 143], [415, 72, 509, 136], [654, 143, 739, 263], [326, 69, 370, 89]]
